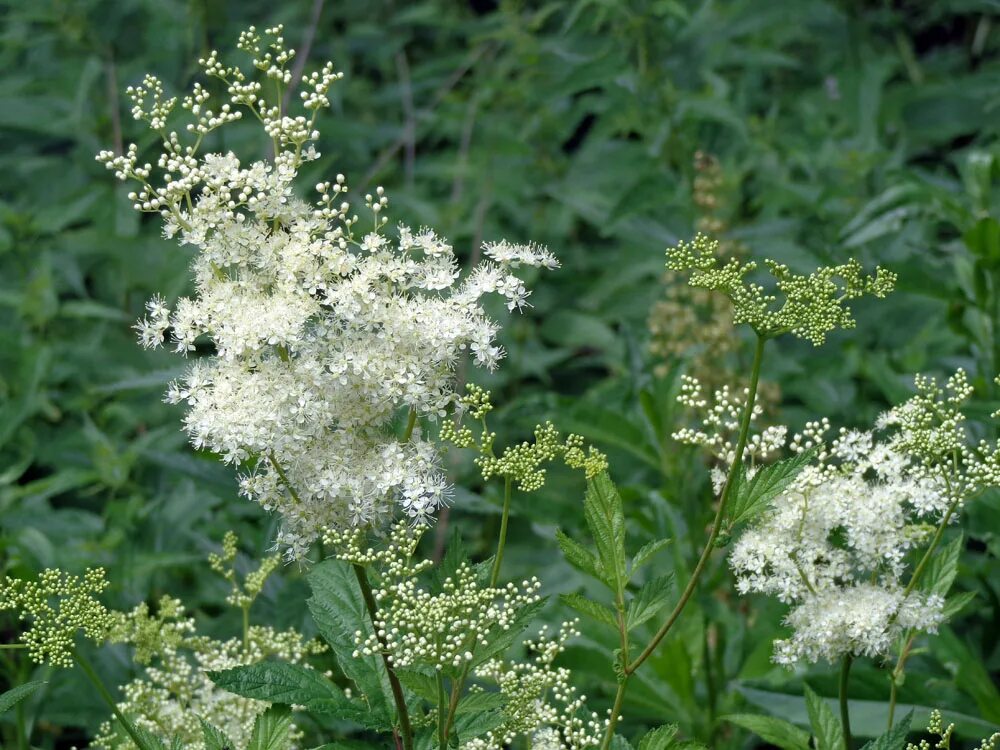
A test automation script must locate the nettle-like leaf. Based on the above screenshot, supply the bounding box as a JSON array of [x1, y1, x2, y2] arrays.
[[941, 590, 977, 620], [557, 528, 603, 581], [307, 559, 395, 727], [394, 668, 438, 703], [561, 592, 618, 629], [583, 472, 627, 591], [246, 705, 293, 750], [0, 680, 45, 714], [637, 723, 679, 749], [631, 537, 671, 575], [727, 449, 816, 529], [804, 684, 843, 750], [200, 719, 236, 750], [921, 534, 963, 597], [722, 713, 811, 750], [208, 661, 380, 729], [859, 712, 913, 750], [626, 574, 675, 630]]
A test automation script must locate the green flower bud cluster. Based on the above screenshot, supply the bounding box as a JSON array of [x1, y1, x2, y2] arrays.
[[108, 595, 193, 665], [666, 234, 896, 345], [0, 568, 114, 668], [208, 530, 281, 610], [441, 386, 608, 492], [881, 369, 1000, 503], [906, 709, 999, 750]]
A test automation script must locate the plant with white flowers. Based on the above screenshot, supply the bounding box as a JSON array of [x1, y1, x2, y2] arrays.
[[5, 21, 997, 750], [97, 25, 558, 560]]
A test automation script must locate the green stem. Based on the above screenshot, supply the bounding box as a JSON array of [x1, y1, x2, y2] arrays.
[[903, 497, 959, 598], [489, 476, 513, 587], [402, 408, 418, 443], [840, 654, 853, 750], [73, 650, 151, 750], [626, 334, 766, 674], [0, 644, 28, 649], [241, 605, 250, 653], [437, 670, 448, 749], [601, 679, 629, 749], [353, 564, 415, 750], [887, 632, 915, 731]]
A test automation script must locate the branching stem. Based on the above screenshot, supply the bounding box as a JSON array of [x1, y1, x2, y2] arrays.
[[626, 334, 766, 675]]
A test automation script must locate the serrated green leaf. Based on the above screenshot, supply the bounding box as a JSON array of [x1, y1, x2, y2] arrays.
[[453, 708, 505, 743], [200, 719, 236, 750], [307, 559, 395, 726], [557, 528, 604, 582], [0, 680, 45, 714], [626, 574, 674, 630], [455, 690, 505, 714], [638, 723, 679, 749], [722, 713, 811, 750], [247, 705, 293, 750], [395, 668, 438, 702], [631, 537, 671, 575], [804, 684, 844, 750], [207, 661, 381, 727], [940, 590, 977, 621], [859, 712, 913, 750], [583, 472, 627, 593], [728, 449, 816, 528], [561, 592, 618, 629], [921, 535, 962, 597]]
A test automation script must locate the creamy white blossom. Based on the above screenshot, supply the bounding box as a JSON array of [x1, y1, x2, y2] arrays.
[[99, 27, 554, 557], [676, 369, 1000, 665]]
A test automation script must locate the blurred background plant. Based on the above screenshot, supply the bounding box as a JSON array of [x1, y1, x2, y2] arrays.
[[0, 0, 998, 747]]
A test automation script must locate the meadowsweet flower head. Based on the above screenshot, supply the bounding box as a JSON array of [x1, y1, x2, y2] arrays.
[[726, 370, 1000, 665], [666, 234, 896, 344], [0, 568, 114, 667], [99, 27, 555, 558]]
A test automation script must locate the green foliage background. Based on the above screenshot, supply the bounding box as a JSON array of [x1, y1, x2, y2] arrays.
[[1, 0, 999, 746]]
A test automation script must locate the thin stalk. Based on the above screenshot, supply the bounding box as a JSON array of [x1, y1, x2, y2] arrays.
[[73, 650, 150, 750], [902, 497, 959, 598], [241, 605, 250, 652], [402, 408, 418, 443], [0, 644, 28, 649], [887, 632, 915, 730], [626, 334, 766, 674], [489, 477, 513, 587], [601, 680, 629, 749], [840, 654, 853, 750], [437, 670, 448, 749], [353, 563, 415, 750]]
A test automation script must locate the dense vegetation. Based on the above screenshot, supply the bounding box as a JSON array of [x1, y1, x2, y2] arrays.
[[1, 1, 999, 748]]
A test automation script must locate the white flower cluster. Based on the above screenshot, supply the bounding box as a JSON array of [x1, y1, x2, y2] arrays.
[[94, 601, 324, 750], [673, 374, 786, 492], [715, 369, 1000, 665], [98, 27, 556, 557], [467, 621, 606, 750]]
